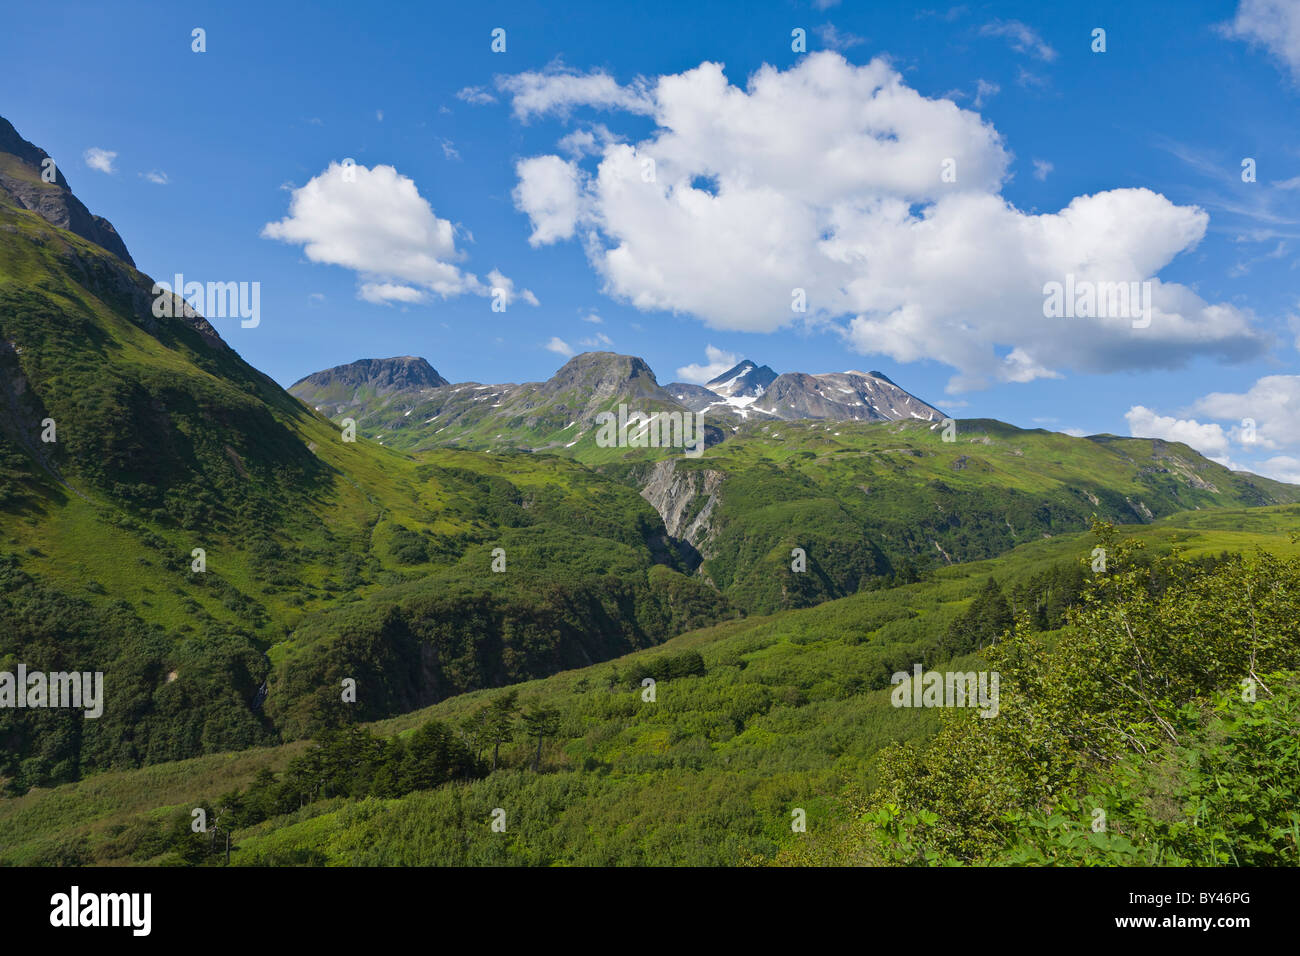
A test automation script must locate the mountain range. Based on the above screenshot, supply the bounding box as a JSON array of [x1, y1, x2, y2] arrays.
[[289, 352, 948, 459], [2, 113, 1300, 866]]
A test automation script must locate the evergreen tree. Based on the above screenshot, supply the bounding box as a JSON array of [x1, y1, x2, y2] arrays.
[[486, 690, 520, 772], [521, 704, 561, 772]]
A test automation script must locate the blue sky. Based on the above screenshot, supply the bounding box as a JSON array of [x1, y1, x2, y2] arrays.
[[3, 0, 1299, 478]]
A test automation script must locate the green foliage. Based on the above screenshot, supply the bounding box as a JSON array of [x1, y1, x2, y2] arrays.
[[863, 522, 1300, 865]]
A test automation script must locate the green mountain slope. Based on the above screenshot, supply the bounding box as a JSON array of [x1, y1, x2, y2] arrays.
[[4, 507, 1297, 865], [0, 119, 725, 793], [617, 416, 1300, 613]]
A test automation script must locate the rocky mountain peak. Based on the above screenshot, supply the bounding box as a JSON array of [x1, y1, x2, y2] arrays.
[[706, 360, 779, 399], [289, 356, 449, 409], [0, 115, 135, 266], [544, 351, 665, 402]]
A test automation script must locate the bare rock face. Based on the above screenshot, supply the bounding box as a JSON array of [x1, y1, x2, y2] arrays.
[[752, 370, 945, 422], [0, 116, 135, 266], [639, 459, 725, 556]]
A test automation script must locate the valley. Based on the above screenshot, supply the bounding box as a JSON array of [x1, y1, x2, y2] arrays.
[[1, 110, 1297, 870]]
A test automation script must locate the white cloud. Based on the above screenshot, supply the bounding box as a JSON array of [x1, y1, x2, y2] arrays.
[[508, 53, 1261, 391], [580, 332, 613, 347], [1032, 159, 1053, 181], [456, 86, 497, 105], [980, 19, 1058, 61], [558, 124, 622, 158], [487, 269, 540, 307], [84, 148, 116, 174], [546, 336, 575, 357], [816, 23, 866, 50], [974, 79, 999, 107], [1221, 0, 1300, 83], [676, 345, 740, 383], [360, 282, 428, 305], [497, 65, 654, 120], [1258, 455, 1300, 483], [263, 161, 534, 306], [514, 155, 582, 245], [441, 140, 460, 161], [1189, 375, 1300, 451], [1125, 405, 1231, 457], [141, 170, 169, 185], [581, 312, 603, 324]]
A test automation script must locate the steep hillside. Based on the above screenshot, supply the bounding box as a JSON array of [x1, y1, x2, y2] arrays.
[[0, 116, 134, 265], [615, 417, 1300, 613], [0, 119, 724, 793]]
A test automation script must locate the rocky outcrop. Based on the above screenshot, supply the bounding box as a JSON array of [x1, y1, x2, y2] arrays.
[[639, 459, 725, 558]]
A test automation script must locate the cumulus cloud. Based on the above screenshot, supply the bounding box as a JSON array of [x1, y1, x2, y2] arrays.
[[1126, 375, 1300, 477], [1189, 375, 1300, 451], [360, 283, 429, 305], [84, 148, 116, 174], [676, 345, 740, 383], [514, 155, 582, 245], [263, 161, 534, 306], [508, 53, 1262, 391], [546, 336, 575, 357], [487, 269, 540, 307], [1258, 455, 1300, 483], [497, 65, 654, 120], [979, 19, 1058, 61], [1221, 0, 1300, 83], [1032, 159, 1053, 181], [558, 124, 622, 158], [1125, 405, 1231, 458]]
